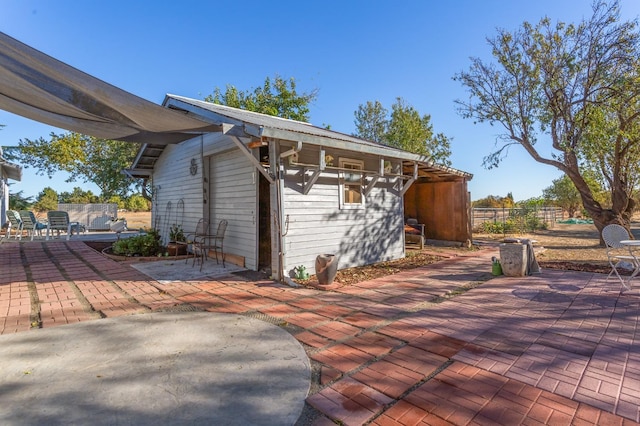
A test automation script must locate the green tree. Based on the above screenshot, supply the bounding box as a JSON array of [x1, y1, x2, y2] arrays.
[[7, 133, 139, 199], [473, 193, 515, 208], [59, 187, 99, 204], [8, 189, 32, 210], [106, 195, 126, 210], [543, 175, 584, 217], [33, 187, 58, 212], [205, 75, 318, 122], [353, 98, 452, 165], [454, 0, 640, 237], [353, 100, 388, 142], [126, 194, 150, 212]]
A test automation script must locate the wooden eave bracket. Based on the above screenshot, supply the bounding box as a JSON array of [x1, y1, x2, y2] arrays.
[[400, 163, 418, 196], [302, 148, 324, 195], [364, 159, 385, 196], [225, 125, 274, 184], [303, 169, 322, 195]]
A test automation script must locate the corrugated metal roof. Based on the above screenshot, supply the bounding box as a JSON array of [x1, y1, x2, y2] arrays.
[[0, 156, 22, 181], [128, 95, 472, 181]]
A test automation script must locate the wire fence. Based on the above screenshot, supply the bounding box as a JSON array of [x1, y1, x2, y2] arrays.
[[472, 207, 564, 235]]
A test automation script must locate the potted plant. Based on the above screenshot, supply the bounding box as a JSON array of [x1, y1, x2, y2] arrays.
[[166, 224, 187, 256]]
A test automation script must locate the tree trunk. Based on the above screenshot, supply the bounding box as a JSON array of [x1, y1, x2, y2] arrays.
[[570, 170, 632, 246]]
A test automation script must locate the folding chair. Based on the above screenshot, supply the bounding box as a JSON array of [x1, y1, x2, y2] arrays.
[[602, 224, 640, 291], [19, 210, 46, 241]]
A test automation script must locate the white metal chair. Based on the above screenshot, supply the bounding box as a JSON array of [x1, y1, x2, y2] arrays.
[[19, 210, 47, 241], [602, 224, 640, 291], [46, 211, 72, 240]]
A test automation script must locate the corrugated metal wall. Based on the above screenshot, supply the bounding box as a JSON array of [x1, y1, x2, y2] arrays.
[[58, 203, 118, 230]]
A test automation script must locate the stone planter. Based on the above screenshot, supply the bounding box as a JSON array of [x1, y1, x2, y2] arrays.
[[316, 254, 339, 285], [499, 243, 526, 277]]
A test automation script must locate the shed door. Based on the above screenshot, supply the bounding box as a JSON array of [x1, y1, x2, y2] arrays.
[[209, 150, 258, 270]]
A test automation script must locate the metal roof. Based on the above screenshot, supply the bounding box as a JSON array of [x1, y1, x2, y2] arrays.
[[128, 95, 472, 181], [0, 156, 22, 181]]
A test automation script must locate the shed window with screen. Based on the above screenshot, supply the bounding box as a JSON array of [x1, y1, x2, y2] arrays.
[[339, 158, 364, 208]]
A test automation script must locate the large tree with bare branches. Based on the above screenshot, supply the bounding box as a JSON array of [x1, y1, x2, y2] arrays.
[[455, 0, 640, 238]]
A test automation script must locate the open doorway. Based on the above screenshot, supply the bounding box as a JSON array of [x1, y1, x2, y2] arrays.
[[258, 172, 272, 270]]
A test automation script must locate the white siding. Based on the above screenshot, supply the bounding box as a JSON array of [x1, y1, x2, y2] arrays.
[[209, 149, 258, 270], [151, 133, 236, 240], [152, 140, 206, 242], [281, 146, 404, 277]]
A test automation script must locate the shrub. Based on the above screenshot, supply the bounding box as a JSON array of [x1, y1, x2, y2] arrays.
[[112, 229, 163, 256]]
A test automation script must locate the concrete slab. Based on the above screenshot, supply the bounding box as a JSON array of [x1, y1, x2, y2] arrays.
[[0, 312, 310, 425], [130, 258, 245, 283]]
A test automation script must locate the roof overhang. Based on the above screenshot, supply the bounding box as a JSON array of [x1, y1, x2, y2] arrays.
[[148, 95, 473, 182], [0, 157, 22, 181]]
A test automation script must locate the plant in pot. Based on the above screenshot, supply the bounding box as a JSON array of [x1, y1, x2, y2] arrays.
[[167, 224, 187, 256]]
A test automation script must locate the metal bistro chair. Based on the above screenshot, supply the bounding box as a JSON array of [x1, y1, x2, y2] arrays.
[[602, 223, 640, 292], [192, 219, 227, 271], [5, 210, 23, 240], [19, 210, 47, 241], [209, 219, 228, 268], [182, 218, 209, 264]]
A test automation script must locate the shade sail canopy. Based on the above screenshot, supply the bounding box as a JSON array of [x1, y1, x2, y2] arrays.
[[0, 32, 220, 144]]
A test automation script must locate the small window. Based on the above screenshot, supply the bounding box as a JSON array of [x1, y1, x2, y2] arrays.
[[339, 158, 364, 208]]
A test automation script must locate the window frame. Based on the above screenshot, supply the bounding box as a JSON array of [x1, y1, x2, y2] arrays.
[[339, 158, 365, 209]]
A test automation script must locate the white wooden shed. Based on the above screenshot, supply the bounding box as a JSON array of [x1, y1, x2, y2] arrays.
[[0, 32, 474, 281], [127, 95, 473, 281]]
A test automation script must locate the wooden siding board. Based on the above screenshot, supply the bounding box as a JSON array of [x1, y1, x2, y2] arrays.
[[152, 141, 209, 240], [281, 152, 404, 276], [210, 149, 257, 270]]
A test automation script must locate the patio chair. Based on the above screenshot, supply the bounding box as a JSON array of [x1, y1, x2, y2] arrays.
[[19, 210, 47, 241], [5, 210, 23, 240], [182, 218, 209, 263], [46, 210, 72, 241], [209, 219, 228, 268], [602, 223, 640, 291], [405, 218, 425, 249], [192, 219, 227, 271]]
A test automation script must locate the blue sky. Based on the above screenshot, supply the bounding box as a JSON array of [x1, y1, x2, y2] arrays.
[[2, 1, 640, 202]]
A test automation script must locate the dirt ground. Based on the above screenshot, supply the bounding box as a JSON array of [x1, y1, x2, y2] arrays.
[[114, 212, 627, 283], [118, 211, 152, 230], [473, 222, 616, 275]]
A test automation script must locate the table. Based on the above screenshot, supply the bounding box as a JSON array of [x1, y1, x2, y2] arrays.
[[618, 240, 640, 289]]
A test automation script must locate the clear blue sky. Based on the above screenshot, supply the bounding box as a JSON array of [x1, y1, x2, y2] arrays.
[[2, 1, 640, 202]]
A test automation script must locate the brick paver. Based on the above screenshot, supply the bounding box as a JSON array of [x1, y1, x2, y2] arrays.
[[1, 240, 640, 424]]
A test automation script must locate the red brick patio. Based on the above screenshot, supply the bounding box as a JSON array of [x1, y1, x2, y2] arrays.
[[1, 240, 639, 425]]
